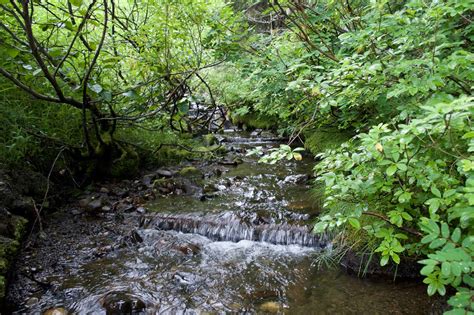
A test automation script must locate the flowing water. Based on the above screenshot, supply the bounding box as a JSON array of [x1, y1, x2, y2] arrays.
[[9, 131, 437, 314]]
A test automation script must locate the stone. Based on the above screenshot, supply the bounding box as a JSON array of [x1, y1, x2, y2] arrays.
[[25, 297, 39, 307], [136, 207, 146, 214], [101, 206, 112, 212], [259, 301, 281, 313], [71, 208, 84, 215], [102, 292, 146, 314], [156, 169, 174, 178], [115, 201, 134, 212], [87, 198, 103, 211], [141, 176, 153, 188], [78, 198, 90, 208], [43, 307, 68, 315], [174, 243, 201, 255], [99, 187, 109, 194]]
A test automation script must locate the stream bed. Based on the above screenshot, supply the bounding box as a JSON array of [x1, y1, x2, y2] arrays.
[[7, 131, 437, 314]]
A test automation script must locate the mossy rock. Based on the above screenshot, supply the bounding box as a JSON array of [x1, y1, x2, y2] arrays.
[[230, 112, 279, 131], [304, 128, 353, 155], [0, 236, 20, 258], [202, 134, 218, 146], [0, 275, 5, 299], [179, 166, 202, 177], [0, 258, 6, 274], [10, 215, 28, 241], [156, 147, 194, 164]]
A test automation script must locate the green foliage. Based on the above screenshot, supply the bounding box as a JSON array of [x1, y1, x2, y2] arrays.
[[304, 128, 353, 155], [247, 144, 304, 164], [314, 97, 474, 312]]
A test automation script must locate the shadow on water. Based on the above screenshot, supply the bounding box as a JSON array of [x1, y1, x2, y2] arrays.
[[9, 131, 436, 314]]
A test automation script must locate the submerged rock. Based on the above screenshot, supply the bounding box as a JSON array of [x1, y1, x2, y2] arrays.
[[173, 243, 201, 255], [43, 307, 68, 315], [259, 301, 281, 313], [102, 292, 146, 315]]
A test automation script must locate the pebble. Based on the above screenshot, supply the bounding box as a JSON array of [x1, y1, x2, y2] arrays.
[[259, 301, 281, 313], [43, 307, 68, 315], [25, 297, 39, 307]]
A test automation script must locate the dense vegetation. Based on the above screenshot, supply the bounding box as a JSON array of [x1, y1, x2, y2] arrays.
[[0, 0, 472, 313]]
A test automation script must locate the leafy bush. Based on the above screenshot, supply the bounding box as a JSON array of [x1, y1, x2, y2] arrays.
[[314, 96, 474, 313]]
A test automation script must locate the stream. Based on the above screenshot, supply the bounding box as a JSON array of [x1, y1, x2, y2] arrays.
[[8, 130, 436, 314]]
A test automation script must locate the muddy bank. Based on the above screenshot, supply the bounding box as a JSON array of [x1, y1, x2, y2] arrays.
[[0, 169, 50, 308]]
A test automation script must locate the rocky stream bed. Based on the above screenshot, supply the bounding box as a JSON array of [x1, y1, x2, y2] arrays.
[[2, 130, 440, 314]]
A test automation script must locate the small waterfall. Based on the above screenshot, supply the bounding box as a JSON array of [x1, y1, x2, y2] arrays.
[[146, 212, 326, 248]]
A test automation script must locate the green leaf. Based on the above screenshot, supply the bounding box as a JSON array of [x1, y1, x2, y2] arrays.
[[420, 264, 435, 276], [441, 262, 451, 277], [421, 234, 438, 244], [6, 47, 20, 58], [427, 284, 437, 296], [380, 255, 389, 266], [429, 238, 447, 249], [348, 217, 361, 230], [431, 186, 442, 198], [386, 164, 397, 176], [441, 223, 450, 239], [69, 0, 83, 7], [391, 253, 400, 264], [451, 228, 461, 243]]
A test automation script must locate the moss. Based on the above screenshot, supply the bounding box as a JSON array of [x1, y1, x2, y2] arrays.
[[0, 275, 4, 299], [179, 166, 201, 177], [155, 147, 194, 164], [304, 128, 353, 155], [0, 237, 20, 257], [109, 144, 140, 178], [10, 215, 28, 241], [202, 134, 218, 146], [230, 112, 279, 131], [0, 258, 6, 275]]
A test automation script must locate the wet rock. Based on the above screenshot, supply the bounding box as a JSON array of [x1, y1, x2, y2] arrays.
[[100, 187, 110, 194], [136, 206, 146, 214], [70, 208, 84, 215], [156, 169, 174, 178], [101, 206, 112, 212], [102, 292, 146, 315], [178, 166, 201, 177], [87, 198, 103, 211], [141, 174, 155, 187], [130, 230, 143, 243], [174, 243, 201, 255], [250, 129, 263, 137], [43, 307, 68, 315], [25, 296, 39, 307], [219, 157, 243, 166], [78, 198, 90, 209], [203, 184, 218, 194], [173, 272, 200, 286], [115, 201, 135, 212], [259, 301, 281, 313]]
